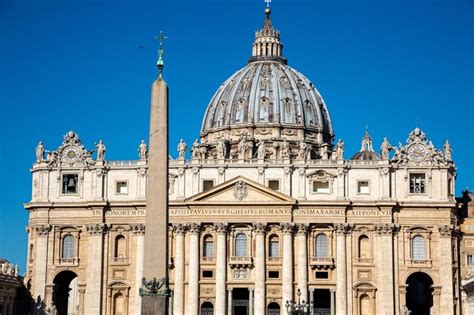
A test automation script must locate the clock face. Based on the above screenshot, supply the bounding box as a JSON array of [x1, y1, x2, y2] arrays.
[[62, 146, 80, 163], [408, 143, 427, 162]]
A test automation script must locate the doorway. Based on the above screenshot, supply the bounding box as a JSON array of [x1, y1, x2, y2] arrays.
[[232, 288, 249, 315], [406, 272, 434, 315], [52, 270, 78, 315], [201, 301, 214, 315], [267, 302, 280, 315], [313, 289, 331, 315]]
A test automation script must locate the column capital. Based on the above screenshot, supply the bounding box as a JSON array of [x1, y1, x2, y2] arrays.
[[295, 223, 308, 235], [253, 223, 267, 234], [280, 223, 295, 234], [172, 223, 187, 235], [35, 224, 51, 236], [374, 223, 398, 236], [438, 225, 454, 237], [334, 223, 353, 235], [86, 223, 107, 235], [214, 223, 228, 234], [131, 223, 146, 235], [188, 223, 201, 234]]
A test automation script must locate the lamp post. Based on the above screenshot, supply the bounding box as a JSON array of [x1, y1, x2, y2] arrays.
[[285, 289, 313, 315]]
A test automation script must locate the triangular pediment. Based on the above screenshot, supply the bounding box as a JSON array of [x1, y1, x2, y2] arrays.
[[186, 176, 295, 204]]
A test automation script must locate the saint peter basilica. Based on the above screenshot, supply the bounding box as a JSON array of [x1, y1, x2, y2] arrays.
[[23, 5, 470, 315]]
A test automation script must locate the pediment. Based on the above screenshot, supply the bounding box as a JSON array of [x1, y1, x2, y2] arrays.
[[186, 176, 295, 204]]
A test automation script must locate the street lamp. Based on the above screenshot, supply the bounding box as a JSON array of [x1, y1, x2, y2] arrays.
[[285, 289, 313, 315]]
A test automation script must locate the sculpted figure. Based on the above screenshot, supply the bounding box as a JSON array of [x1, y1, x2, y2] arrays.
[[191, 139, 200, 160], [177, 139, 187, 160], [216, 140, 227, 159], [199, 145, 207, 160], [298, 140, 308, 160], [380, 137, 391, 160], [238, 134, 248, 160], [335, 139, 344, 160], [256, 140, 266, 160], [280, 140, 290, 159], [96, 140, 106, 161], [46, 151, 58, 165], [35, 141, 45, 163], [321, 145, 329, 160], [138, 140, 148, 160], [444, 140, 452, 160]]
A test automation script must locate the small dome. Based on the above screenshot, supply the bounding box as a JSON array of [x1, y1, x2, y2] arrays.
[[351, 128, 381, 161]]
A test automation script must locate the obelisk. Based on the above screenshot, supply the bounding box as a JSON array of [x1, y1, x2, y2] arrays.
[[141, 32, 170, 315]]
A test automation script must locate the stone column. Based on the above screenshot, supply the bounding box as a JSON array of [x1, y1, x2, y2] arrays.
[[85, 223, 106, 315], [249, 288, 254, 315], [132, 224, 145, 314], [215, 223, 228, 315], [296, 224, 308, 302], [438, 225, 454, 315], [33, 225, 51, 303], [172, 224, 186, 315], [330, 288, 336, 315], [309, 288, 314, 313], [187, 223, 200, 315], [281, 223, 294, 305], [253, 223, 266, 314], [335, 223, 348, 315], [227, 288, 233, 315], [375, 223, 395, 315]]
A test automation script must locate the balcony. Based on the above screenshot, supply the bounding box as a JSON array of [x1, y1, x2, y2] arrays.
[[201, 256, 215, 264], [267, 256, 282, 264], [229, 256, 253, 269], [57, 257, 79, 266], [409, 258, 432, 267], [111, 257, 129, 265], [309, 257, 335, 270]]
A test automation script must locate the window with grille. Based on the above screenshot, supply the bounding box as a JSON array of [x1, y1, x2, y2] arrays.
[[62, 235, 74, 258], [203, 235, 214, 258], [268, 180, 280, 191], [235, 233, 248, 257], [467, 254, 473, 266], [409, 174, 426, 194], [313, 181, 329, 194], [358, 235, 370, 258], [116, 181, 128, 194], [115, 235, 126, 258], [269, 236, 279, 257], [315, 233, 328, 258], [202, 180, 214, 192], [412, 235, 426, 261]]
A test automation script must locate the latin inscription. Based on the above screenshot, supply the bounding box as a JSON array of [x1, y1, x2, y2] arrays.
[[170, 208, 290, 216], [92, 209, 145, 216]]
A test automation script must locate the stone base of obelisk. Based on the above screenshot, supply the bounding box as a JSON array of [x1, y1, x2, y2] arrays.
[[141, 296, 168, 315]]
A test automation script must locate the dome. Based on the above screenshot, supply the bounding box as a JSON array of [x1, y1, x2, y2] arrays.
[[351, 128, 381, 161], [201, 61, 333, 139], [196, 7, 335, 161]]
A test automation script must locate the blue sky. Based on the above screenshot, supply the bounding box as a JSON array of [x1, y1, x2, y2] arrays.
[[0, 0, 472, 272]]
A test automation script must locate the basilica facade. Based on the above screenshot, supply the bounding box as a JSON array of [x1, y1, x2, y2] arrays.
[[25, 6, 463, 315]]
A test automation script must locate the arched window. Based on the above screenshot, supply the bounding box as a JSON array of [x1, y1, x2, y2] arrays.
[[62, 235, 74, 259], [269, 235, 279, 258], [358, 235, 370, 259], [114, 235, 126, 258], [235, 233, 248, 257], [268, 302, 281, 315], [315, 234, 328, 258], [203, 235, 214, 258], [201, 302, 214, 315], [412, 235, 426, 261]]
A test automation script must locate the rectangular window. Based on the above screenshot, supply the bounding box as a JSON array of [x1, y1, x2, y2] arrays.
[[357, 181, 370, 194], [409, 174, 426, 194], [268, 180, 280, 191], [268, 271, 279, 279], [202, 270, 213, 278], [468, 255, 473, 266], [116, 181, 128, 194], [313, 181, 329, 194], [315, 271, 329, 279], [62, 174, 79, 194], [202, 180, 214, 192]]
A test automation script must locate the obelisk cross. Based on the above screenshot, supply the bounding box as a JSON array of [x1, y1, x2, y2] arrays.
[[265, 0, 271, 7], [154, 31, 168, 74]]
